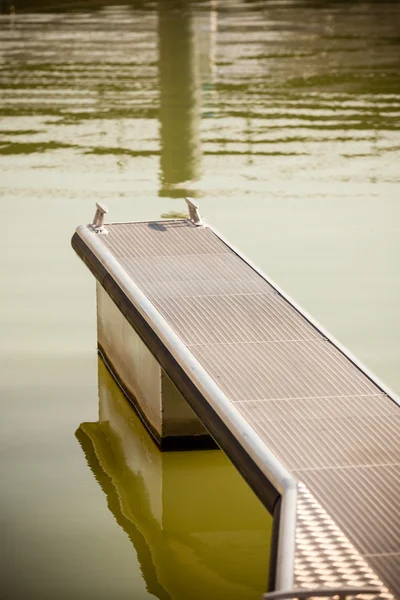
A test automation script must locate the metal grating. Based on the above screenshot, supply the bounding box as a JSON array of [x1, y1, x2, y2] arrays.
[[294, 465, 400, 556], [105, 220, 230, 257], [233, 393, 394, 421], [151, 293, 322, 346], [366, 556, 400, 598], [237, 402, 400, 471], [133, 277, 270, 299], [92, 219, 400, 598], [295, 483, 391, 598], [109, 251, 268, 285], [189, 341, 379, 401]]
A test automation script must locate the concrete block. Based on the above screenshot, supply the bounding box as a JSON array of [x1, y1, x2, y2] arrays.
[[96, 283, 210, 447]]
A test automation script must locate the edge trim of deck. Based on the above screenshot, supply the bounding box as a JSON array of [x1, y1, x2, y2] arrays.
[[72, 223, 298, 593]]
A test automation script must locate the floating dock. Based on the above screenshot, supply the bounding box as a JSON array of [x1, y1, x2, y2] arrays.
[[72, 201, 400, 600]]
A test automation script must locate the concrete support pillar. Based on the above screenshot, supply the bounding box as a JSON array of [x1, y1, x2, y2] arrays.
[[96, 283, 211, 449]]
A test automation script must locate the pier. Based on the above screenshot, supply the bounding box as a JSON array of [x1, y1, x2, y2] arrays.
[[72, 201, 400, 599]]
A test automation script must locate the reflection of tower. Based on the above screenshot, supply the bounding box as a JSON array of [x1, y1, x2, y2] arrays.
[[76, 357, 272, 600], [158, 1, 216, 198], [158, 0, 201, 197], [197, 0, 217, 118]]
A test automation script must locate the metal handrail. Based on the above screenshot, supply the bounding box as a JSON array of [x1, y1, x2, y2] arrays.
[[263, 586, 382, 600]]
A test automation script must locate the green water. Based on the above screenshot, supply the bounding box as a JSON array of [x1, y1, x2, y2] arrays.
[[1, 1, 399, 599]]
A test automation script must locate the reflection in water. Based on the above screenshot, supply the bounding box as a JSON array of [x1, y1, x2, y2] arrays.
[[1, 1, 399, 167], [76, 358, 272, 600], [158, 0, 200, 197], [158, 0, 216, 197]]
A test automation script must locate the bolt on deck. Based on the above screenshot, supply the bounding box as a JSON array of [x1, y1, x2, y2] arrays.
[[72, 207, 400, 600]]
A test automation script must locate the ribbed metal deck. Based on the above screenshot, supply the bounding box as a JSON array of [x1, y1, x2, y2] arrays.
[[72, 218, 400, 599]]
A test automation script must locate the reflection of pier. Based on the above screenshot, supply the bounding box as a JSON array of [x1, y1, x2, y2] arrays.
[[158, 0, 216, 198], [76, 358, 272, 600]]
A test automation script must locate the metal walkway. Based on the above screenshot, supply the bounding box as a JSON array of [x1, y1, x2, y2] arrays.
[[72, 204, 400, 600]]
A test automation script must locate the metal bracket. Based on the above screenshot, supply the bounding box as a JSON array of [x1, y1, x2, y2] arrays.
[[185, 197, 203, 226], [91, 202, 109, 234]]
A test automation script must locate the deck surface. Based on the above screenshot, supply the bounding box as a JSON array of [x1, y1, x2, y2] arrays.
[[79, 220, 400, 598]]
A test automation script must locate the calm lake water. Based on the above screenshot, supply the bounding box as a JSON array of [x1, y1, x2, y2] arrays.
[[1, 1, 399, 599]]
